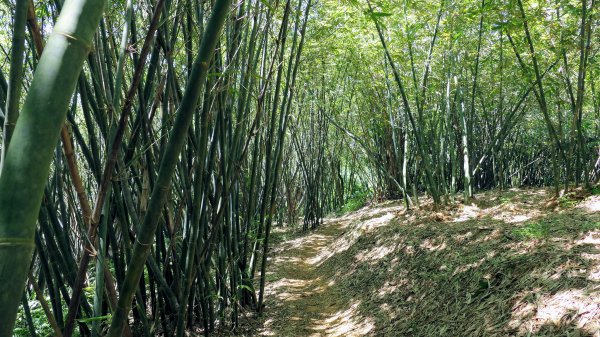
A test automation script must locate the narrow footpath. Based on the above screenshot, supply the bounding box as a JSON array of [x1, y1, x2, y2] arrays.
[[256, 207, 395, 337]]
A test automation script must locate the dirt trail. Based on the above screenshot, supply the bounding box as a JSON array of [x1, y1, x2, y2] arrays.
[[257, 213, 377, 337]]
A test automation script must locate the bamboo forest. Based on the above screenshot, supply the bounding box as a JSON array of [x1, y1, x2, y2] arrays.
[[1, 0, 600, 336]]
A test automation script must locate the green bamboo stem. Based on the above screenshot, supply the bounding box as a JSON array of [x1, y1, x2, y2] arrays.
[[1, 0, 29, 170], [28, 270, 63, 337], [367, 0, 441, 204], [63, 1, 167, 334], [106, 1, 231, 335], [0, 0, 105, 334]]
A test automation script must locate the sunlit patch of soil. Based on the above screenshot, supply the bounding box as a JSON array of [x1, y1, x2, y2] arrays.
[[578, 195, 600, 213]]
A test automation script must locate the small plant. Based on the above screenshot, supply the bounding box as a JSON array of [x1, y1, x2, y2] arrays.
[[265, 273, 280, 282], [557, 195, 578, 208], [511, 222, 549, 240]]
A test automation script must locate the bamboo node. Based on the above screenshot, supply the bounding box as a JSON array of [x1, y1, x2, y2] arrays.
[[136, 238, 152, 247], [54, 30, 92, 52], [0, 237, 34, 247]]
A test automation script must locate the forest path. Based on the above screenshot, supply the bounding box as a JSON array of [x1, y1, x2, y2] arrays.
[[256, 206, 395, 336], [254, 203, 401, 336], [257, 217, 353, 336]]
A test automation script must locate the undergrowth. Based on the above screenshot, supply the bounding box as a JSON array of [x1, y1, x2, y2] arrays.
[[338, 189, 370, 215]]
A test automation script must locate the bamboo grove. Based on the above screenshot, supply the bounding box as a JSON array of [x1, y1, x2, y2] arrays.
[[0, 0, 312, 335], [0, 0, 600, 336]]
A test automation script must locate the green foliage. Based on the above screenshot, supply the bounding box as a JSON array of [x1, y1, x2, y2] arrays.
[[265, 273, 281, 282], [511, 221, 549, 239], [14, 300, 59, 337], [237, 284, 255, 293], [339, 188, 370, 214], [15, 279, 100, 336], [557, 195, 578, 208], [581, 221, 600, 232], [511, 219, 600, 241], [258, 0, 274, 11], [14, 301, 54, 337]]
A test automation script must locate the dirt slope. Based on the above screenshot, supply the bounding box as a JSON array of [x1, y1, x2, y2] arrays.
[[252, 188, 600, 337]]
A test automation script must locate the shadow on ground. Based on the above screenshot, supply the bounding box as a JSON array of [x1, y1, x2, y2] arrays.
[[252, 188, 600, 337]]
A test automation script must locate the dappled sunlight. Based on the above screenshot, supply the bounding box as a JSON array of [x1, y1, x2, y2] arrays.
[[502, 239, 544, 256], [259, 215, 376, 336], [510, 288, 600, 335], [470, 188, 549, 224], [455, 230, 473, 242], [377, 279, 408, 298], [488, 203, 541, 223], [451, 190, 548, 224], [508, 288, 541, 331], [378, 303, 398, 320], [403, 245, 415, 256], [355, 243, 395, 263], [453, 203, 481, 222], [268, 277, 314, 301], [419, 237, 447, 251], [359, 212, 395, 232], [577, 230, 600, 245], [270, 255, 304, 265], [451, 227, 502, 246], [588, 265, 600, 281], [339, 202, 403, 222], [309, 212, 396, 266], [259, 319, 277, 336], [575, 230, 600, 282], [276, 233, 331, 252], [311, 301, 375, 337], [506, 214, 531, 223], [307, 229, 359, 266], [470, 228, 503, 244], [505, 187, 548, 199], [258, 187, 600, 336], [452, 257, 487, 275]]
